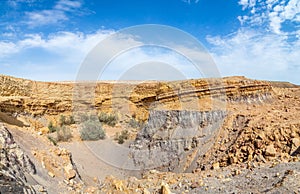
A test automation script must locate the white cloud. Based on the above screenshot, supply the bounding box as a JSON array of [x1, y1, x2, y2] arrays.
[[181, 0, 200, 4], [54, 0, 81, 11], [0, 42, 18, 57], [0, 28, 213, 81], [269, 11, 282, 34], [205, 0, 300, 84], [281, 0, 300, 23], [25, 10, 68, 27], [207, 29, 300, 84], [7, 0, 36, 8], [1, 32, 15, 38], [238, 0, 300, 35], [19, 34, 45, 48], [24, 0, 82, 27], [239, 0, 257, 10], [0, 30, 113, 81]]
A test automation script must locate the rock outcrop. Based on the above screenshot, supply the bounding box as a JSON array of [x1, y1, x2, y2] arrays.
[[0, 75, 273, 121], [130, 110, 227, 172], [0, 124, 37, 193]]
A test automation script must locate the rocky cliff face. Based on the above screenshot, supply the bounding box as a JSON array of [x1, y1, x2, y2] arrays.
[[98, 85, 300, 194], [0, 124, 37, 193], [130, 110, 227, 172], [0, 75, 273, 121]]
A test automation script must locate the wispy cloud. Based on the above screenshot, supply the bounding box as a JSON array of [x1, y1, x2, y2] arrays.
[[238, 0, 300, 35], [0, 42, 19, 57], [24, 0, 83, 27], [181, 0, 200, 4], [54, 0, 81, 11], [7, 0, 36, 8], [207, 29, 300, 84], [205, 0, 300, 84], [25, 10, 68, 27], [0, 28, 207, 81], [0, 30, 113, 80]]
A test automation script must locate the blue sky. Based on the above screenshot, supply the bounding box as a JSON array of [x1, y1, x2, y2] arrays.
[[0, 0, 299, 83]]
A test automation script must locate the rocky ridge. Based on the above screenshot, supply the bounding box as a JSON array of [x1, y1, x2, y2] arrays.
[[0, 75, 273, 120]]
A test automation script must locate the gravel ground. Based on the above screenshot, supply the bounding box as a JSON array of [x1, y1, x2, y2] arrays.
[[191, 162, 300, 194]]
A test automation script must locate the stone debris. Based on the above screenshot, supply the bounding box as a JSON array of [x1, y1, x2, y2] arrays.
[[161, 182, 173, 194], [265, 144, 277, 157], [64, 163, 76, 180], [212, 162, 220, 170]]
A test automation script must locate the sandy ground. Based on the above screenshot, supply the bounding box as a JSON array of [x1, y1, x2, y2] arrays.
[[60, 140, 141, 184]]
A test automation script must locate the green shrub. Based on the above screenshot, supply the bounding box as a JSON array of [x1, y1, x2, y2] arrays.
[[78, 114, 89, 122], [69, 115, 76, 125], [58, 115, 76, 126], [115, 130, 129, 144], [118, 135, 124, 144], [98, 112, 118, 127], [78, 113, 98, 123], [64, 115, 76, 125], [57, 126, 72, 142], [129, 118, 144, 129], [59, 115, 66, 127], [48, 121, 57, 133], [80, 119, 106, 141]]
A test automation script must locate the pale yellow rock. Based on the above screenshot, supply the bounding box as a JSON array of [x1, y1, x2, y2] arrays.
[[161, 182, 173, 194], [48, 171, 55, 178], [265, 144, 277, 157], [39, 127, 49, 134], [212, 162, 220, 170], [143, 188, 151, 194], [64, 163, 76, 180], [112, 179, 124, 191], [292, 138, 300, 147]]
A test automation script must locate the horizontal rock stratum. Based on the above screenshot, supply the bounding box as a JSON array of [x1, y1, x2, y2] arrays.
[[0, 75, 273, 120]]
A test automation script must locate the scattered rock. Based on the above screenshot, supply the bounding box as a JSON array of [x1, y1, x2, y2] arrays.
[[291, 138, 300, 154], [265, 145, 277, 157], [143, 188, 151, 194], [161, 182, 173, 194], [190, 179, 204, 189], [112, 180, 124, 191], [64, 163, 76, 180], [48, 171, 55, 178], [233, 169, 241, 176], [212, 162, 220, 170], [39, 127, 49, 135], [219, 145, 226, 152]]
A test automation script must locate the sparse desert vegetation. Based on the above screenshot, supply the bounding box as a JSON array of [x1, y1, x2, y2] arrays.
[[128, 118, 144, 129], [98, 112, 118, 127], [114, 130, 129, 144], [79, 117, 106, 141]]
